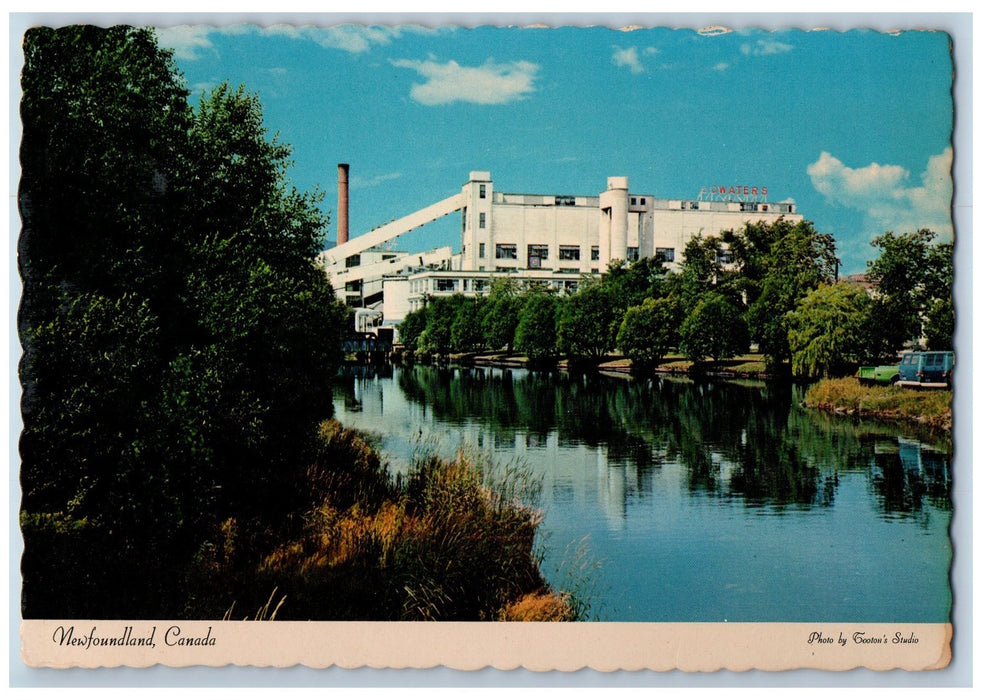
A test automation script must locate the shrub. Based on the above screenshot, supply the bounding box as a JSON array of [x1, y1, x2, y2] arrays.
[[500, 591, 575, 621]]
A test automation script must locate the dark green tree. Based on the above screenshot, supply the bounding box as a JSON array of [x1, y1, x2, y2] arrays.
[[601, 256, 666, 310], [420, 295, 464, 356], [679, 293, 750, 364], [865, 229, 952, 356], [19, 25, 196, 618], [738, 220, 838, 369], [19, 26, 345, 618], [482, 278, 524, 352], [556, 280, 620, 363], [450, 295, 487, 352], [669, 235, 733, 309], [921, 240, 954, 351], [175, 81, 346, 522], [514, 291, 559, 364], [616, 297, 679, 371], [399, 307, 428, 355], [923, 297, 954, 351]]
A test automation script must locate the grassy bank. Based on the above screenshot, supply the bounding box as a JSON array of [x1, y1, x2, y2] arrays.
[[803, 377, 952, 431], [203, 420, 579, 621]]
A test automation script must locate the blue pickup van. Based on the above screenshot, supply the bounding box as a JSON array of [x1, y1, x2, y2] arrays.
[[897, 351, 954, 387]]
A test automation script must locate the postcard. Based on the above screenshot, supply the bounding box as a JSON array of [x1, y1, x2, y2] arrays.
[[14, 14, 963, 675]]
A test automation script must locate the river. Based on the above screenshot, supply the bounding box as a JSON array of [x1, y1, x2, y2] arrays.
[[332, 364, 952, 623]]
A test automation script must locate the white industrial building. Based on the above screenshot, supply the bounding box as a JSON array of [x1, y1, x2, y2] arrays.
[[318, 168, 804, 331]]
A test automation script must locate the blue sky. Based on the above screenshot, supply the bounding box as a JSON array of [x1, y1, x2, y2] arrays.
[[155, 20, 954, 275]]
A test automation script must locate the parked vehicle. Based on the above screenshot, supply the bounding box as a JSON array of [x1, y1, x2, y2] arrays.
[[897, 351, 954, 388], [856, 364, 900, 385]]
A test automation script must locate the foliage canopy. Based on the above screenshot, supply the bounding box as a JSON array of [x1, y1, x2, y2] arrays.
[[19, 26, 346, 618]]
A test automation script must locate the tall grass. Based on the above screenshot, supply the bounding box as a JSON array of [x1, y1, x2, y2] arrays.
[[223, 588, 286, 621], [203, 420, 579, 621], [803, 377, 952, 431]]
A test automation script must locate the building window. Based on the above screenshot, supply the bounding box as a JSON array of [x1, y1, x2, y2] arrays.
[[474, 279, 487, 292], [630, 197, 637, 205], [345, 280, 362, 292], [479, 212, 486, 229], [559, 245, 581, 261], [345, 254, 361, 267], [479, 242, 486, 258], [640, 198, 646, 205], [436, 278, 456, 292], [627, 247, 640, 262], [479, 184, 486, 199], [591, 246, 600, 261], [496, 244, 518, 260], [555, 195, 576, 206], [717, 251, 734, 265], [527, 244, 549, 268], [655, 247, 675, 263], [461, 207, 467, 232], [559, 268, 580, 274]]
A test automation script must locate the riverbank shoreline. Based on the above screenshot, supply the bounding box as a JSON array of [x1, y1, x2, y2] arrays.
[[801, 377, 952, 432], [392, 350, 779, 381]]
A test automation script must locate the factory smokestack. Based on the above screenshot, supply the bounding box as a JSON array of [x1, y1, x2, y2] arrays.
[[337, 163, 349, 245]]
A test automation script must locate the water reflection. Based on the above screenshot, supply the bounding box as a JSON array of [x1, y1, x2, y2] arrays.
[[334, 364, 952, 621], [340, 365, 951, 519], [870, 438, 952, 524]]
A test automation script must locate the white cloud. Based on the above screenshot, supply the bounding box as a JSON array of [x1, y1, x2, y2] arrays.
[[350, 172, 403, 189], [189, 81, 216, 97], [391, 58, 539, 106], [315, 25, 406, 54], [155, 25, 217, 61], [156, 24, 441, 61], [612, 46, 643, 74], [807, 148, 954, 239], [612, 45, 659, 74], [265, 24, 439, 54], [713, 62, 730, 72], [740, 38, 793, 56]]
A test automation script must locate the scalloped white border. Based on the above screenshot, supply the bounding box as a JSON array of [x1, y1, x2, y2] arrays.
[[8, 10, 972, 686]]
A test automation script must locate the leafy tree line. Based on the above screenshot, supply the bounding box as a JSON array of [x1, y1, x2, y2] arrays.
[[19, 26, 347, 618], [399, 221, 953, 379]]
